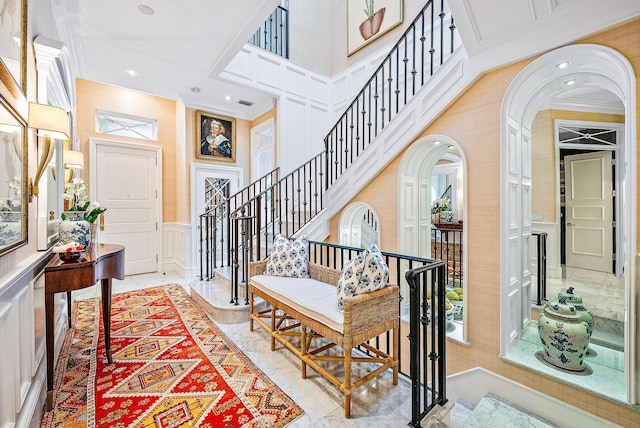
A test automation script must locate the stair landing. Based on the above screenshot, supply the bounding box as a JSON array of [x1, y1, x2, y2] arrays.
[[190, 268, 265, 324]]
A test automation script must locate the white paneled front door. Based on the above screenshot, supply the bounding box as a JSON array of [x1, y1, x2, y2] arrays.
[[91, 140, 161, 275], [565, 151, 613, 273]]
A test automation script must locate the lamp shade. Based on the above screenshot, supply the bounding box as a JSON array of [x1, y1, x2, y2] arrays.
[[63, 150, 84, 169], [28, 102, 69, 139]]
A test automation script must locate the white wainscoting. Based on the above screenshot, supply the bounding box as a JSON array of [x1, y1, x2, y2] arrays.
[[0, 252, 54, 428], [162, 222, 193, 279]]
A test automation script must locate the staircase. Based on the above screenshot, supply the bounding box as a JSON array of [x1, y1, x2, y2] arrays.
[[194, 2, 461, 426], [198, 0, 460, 293], [442, 368, 621, 428], [452, 394, 558, 428]]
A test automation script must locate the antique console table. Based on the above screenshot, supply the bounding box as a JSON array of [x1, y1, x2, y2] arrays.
[[44, 243, 125, 410]]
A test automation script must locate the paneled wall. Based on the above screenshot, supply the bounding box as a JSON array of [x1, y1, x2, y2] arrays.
[[221, 44, 332, 175]]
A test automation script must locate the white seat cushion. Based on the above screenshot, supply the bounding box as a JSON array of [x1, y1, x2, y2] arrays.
[[251, 274, 344, 333]]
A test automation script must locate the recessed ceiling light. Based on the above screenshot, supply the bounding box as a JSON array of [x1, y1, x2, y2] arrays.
[[564, 79, 577, 86], [224, 95, 232, 101], [124, 69, 139, 77], [556, 61, 570, 69], [137, 4, 155, 15]]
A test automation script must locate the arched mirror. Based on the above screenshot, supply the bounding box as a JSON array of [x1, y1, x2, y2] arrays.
[[500, 44, 635, 404], [0, 95, 27, 254], [399, 136, 468, 343], [338, 202, 380, 249]]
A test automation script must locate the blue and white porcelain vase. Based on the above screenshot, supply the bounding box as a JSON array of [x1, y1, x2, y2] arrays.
[[59, 211, 90, 248], [538, 296, 590, 371]]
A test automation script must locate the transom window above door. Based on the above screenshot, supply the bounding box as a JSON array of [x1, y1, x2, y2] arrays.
[[557, 124, 618, 147], [96, 110, 158, 140]]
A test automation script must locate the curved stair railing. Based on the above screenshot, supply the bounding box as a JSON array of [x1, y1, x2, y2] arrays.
[[201, 0, 459, 293], [198, 168, 279, 280], [227, 152, 326, 303], [202, 0, 459, 293]]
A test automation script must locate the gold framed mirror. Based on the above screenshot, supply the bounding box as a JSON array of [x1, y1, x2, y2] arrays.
[[0, 0, 28, 95]]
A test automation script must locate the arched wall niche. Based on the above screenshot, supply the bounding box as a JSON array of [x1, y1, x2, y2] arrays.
[[500, 43, 637, 403]]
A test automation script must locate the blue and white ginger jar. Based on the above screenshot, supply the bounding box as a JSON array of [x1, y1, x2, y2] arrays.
[[538, 296, 590, 371], [59, 211, 91, 248]]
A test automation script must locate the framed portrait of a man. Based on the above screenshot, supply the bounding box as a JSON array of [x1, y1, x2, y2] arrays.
[[196, 110, 236, 162]]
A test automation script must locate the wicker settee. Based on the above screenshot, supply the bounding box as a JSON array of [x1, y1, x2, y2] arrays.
[[248, 260, 399, 418]]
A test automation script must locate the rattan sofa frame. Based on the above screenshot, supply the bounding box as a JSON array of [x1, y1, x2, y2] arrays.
[[248, 260, 399, 418]]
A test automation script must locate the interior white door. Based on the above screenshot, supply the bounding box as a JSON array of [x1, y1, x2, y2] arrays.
[[251, 118, 275, 181], [94, 141, 160, 275], [565, 151, 613, 273]]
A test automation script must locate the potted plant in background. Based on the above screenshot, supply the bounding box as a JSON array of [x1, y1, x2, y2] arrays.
[[60, 178, 106, 249], [359, 0, 386, 41], [431, 196, 450, 223]]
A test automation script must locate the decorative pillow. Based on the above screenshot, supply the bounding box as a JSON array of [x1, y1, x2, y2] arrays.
[[336, 243, 389, 312], [265, 234, 310, 278]]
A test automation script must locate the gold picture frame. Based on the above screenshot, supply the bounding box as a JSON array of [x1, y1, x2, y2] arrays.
[[0, 0, 28, 95], [347, 0, 403, 56], [196, 110, 236, 162]]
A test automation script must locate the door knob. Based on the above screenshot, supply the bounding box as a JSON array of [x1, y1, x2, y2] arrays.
[[567, 223, 573, 226]]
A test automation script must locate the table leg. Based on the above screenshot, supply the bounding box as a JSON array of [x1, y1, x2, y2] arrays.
[[101, 278, 113, 364], [45, 292, 55, 411]]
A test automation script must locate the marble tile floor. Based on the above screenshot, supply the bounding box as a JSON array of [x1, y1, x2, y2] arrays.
[[67, 272, 625, 428], [69, 272, 421, 427]]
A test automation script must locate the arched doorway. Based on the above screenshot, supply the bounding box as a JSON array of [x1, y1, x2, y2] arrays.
[[500, 44, 636, 403]]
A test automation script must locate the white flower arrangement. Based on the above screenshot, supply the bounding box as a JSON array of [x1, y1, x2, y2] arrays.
[[431, 197, 450, 214], [61, 178, 106, 223]]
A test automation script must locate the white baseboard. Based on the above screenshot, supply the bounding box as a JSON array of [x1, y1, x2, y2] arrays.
[[447, 367, 621, 428]]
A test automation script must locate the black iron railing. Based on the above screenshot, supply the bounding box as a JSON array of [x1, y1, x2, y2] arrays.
[[308, 241, 447, 427], [227, 153, 326, 304], [532, 231, 547, 305], [406, 261, 448, 427], [431, 225, 463, 287], [325, 0, 456, 187], [249, 4, 289, 58], [199, 168, 279, 280]]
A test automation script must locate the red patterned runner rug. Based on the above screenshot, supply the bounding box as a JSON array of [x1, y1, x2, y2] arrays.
[[40, 285, 303, 427]]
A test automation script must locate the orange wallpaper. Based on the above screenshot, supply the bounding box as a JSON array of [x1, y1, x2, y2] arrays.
[[75, 79, 178, 222], [328, 18, 640, 427]]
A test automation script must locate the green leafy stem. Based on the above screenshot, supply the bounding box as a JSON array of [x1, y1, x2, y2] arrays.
[[364, 0, 375, 17]]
